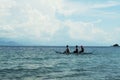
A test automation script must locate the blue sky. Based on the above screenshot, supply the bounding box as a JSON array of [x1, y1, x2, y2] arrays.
[[0, 0, 120, 46]]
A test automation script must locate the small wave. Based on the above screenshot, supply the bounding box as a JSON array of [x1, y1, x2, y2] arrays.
[[70, 68, 87, 72]]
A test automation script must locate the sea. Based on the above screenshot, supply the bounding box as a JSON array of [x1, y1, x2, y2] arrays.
[[0, 46, 120, 80]]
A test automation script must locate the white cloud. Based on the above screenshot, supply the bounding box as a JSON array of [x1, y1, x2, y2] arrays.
[[0, 0, 62, 42], [56, 0, 120, 16], [0, 25, 17, 38], [92, 1, 120, 9], [65, 20, 115, 43], [0, 0, 16, 16], [20, 2, 61, 41], [57, 1, 90, 16]]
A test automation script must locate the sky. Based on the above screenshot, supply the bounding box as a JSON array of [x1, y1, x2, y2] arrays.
[[0, 0, 120, 46]]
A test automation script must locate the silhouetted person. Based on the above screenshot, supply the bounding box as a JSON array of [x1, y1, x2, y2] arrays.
[[79, 45, 84, 53], [64, 45, 70, 54], [73, 45, 79, 53]]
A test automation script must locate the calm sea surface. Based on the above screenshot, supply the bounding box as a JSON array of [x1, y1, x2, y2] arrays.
[[0, 46, 120, 80]]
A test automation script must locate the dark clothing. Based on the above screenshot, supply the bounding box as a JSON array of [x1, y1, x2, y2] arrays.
[[79, 46, 84, 53], [64, 48, 70, 54], [73, 48, 78, 53]]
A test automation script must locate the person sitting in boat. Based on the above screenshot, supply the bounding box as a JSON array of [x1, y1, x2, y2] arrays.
[[73, 45, 79, 53], [79, 45, 84, 53], [64, 45, 70, 54]]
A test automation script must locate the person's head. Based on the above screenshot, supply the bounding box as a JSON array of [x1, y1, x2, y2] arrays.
[[80, 45, 83, 48], [76, 45, 78, 48], [66, 45, 69, 48]]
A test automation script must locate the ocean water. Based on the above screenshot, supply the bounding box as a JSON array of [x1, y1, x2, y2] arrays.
[[0, 46, 120, 80]]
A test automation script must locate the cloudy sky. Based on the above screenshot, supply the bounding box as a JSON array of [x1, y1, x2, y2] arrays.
[[0, 0, 120, 46]]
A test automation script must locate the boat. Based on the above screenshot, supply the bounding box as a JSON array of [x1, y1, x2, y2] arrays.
[[55, 51, 93, 54]]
